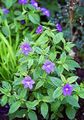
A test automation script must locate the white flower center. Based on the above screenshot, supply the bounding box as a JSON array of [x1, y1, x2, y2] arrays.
[[65, 88, 69, 91], [24, 47, 28, 50], [47, 64, 51, 68]]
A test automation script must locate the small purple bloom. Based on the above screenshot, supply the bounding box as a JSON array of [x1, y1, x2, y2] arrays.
[[0, 104, 10, 120], [20, 42, 32, 55], [2, 8, 9, 14], [41, 8, 50, 17], [30, 0, 38, 9], [42, 60, 55, 74], [56, 23, 62, 32], [22, 76, 35, 89], [18, 0, 28, 4], [36, 25, 43, 34], [62, 84, 73, 96], [20, 20, 26, 24], [0, 104, 9, 114]]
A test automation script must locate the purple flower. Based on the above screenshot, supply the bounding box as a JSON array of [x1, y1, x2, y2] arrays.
[[20, 20, 26, 24], [36, 25, 43, 34], [42, 60, 55, 74], [30, 0, 38, 9], [2, 8, 9, 14], [0, 104, 10, 120], [56, 23, 62, 32], [62, 84, 73, 96], [41, 8, 50, 17], [20, 42, 32, 55], [18, 0, 28, 4], [22, 76, 35, 89], [0, 104, 9, 114]]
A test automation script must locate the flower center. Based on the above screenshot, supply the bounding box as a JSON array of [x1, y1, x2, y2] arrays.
[[47, 64, 51, 68], [65, 88, 69, 91], [34, 3, 38, 7], [24, 47, 28, 50]]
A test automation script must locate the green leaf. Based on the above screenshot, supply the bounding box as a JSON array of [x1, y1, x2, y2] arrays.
[[35, 80, 44, 90], [50, 113, 55, 120], [2, 26, 9, 37], [64, 42, 75, 52], [35, 47, 42, 54], [63, 63, 69, 71], [9, 101, 21, 114], [41, 103, 48, 118], [53, 87, 62, 99], [53, 32, 63, 44], [0, 87, 8, 95], [28, 59, 33, 69], [19, 88, 27, 99], [26, 100, 39, 109], [66, 106, 76, 119], [8, 96, 16, 105], [44, 46, 50, 54], [16, 15, 25, 20], [13, 77, 23, 86], [35, 30, 48, 46], [66, 96, 80, 108], [27, 4, 36, 10], [78, 89, 84, 99], [3, 0, 16, 8], [28, 111, 38, 120], [9, 109, 27, 119], [60, 74, 66, 83], [42, 96, 52, 102], [1, 95, 7, 106], [38, 55, 44, 64], [66, 60, 80, 70], [67, 76, 78, 84], [14, 10, 22, 16], [29, 13, 40, 24], [15, 109, 27, 118], [60, 52, 66, 63], [51, 100, 61, 112], [45, 30, 54, 38], [49, 52, 56, 61], [2, 81, 11, 91], [58, 65, 64, 74], [50, 77, 63, 87]]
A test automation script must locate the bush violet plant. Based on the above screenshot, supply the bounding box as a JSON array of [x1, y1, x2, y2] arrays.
[[0, 0, 83, 120]]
